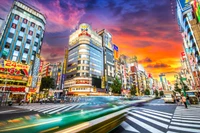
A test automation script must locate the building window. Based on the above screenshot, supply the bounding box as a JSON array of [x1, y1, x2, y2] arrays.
[[36, 33, 40, 38], [32, 51, 36, 55], [24, 48, 29, 53], [8, 32, 14, 38], [15, 46, 20, 51], [23, 19, 27, 24], [28, 30, 33, 36], [5, 42, 11, 48], [31, 22, 35, 27], [18, 36, 23, 41], [26, 39, 31, 44], [15, 15, 19, 20], [34, 42, 38, 46], [11, 23, 17, 29], [38, 26, 41, 30], [20, 27, 25, 32]]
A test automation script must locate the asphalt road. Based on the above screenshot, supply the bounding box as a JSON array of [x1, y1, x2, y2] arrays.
[[110, 98, 200, 133]]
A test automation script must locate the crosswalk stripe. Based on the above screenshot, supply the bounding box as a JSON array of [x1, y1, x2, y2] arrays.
[[74, 103, 85, 109], [61, 104, 78, 112], [120, 121, 140, 132], [172, 119, 200, 123], [139, 108, 173, 116], [132, 110, 171, 123], [171, 122, 200, 128], [128, 112, 168, 129], [48, 105, 72, 114], [169, 125, 200, 133], [142, 110, 172, 119], [175, 108, 200, 111], [166, 131, 179, 133], [37, 105, 65, 112], [172, 117, 200, 121], [127, 116, 164, 133], [43, 105, 66, 113], [173, 114, 200, 118]]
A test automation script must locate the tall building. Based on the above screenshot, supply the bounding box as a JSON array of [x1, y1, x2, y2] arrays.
[[64, 23, 103, 96], [176, 0, 200, 89], [0, 0, 46, 64], [0, 0, 46, 102], [98, 29, 115, 91]]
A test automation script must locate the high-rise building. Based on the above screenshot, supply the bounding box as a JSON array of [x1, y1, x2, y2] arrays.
[[98, 29, 115, 91], [0, 0, 46, 64], [64, 23, 103, 96], [176, 0, 200, 89], [0, 0, 46, 103]]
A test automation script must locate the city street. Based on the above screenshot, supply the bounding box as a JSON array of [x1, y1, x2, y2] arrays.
[[110, 99, 200, 133]]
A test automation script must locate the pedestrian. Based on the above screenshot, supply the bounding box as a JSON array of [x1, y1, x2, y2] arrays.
[[40, 98, 43, 104], [19, 99, 24, 106], [186, 94, 190, 106], [176, 96, 180, 105], [26, 99, 30, 105], [181, 94, 187, 109]]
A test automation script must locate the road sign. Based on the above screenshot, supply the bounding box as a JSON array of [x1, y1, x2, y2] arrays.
[[181, 77, 187, 81]]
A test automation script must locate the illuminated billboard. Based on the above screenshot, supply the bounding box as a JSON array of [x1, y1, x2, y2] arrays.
[[113, 44, 119, 59], [0, 59, 29, 76], [193, 0, 200, 22], [177, 0, 191, 12]]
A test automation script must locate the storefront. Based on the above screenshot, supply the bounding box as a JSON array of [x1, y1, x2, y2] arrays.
[[0, 86, 28, 103], [0, 59, 30, 104]]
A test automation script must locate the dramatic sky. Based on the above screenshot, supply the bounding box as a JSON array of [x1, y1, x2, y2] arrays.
[[0, 0, 183, 82]]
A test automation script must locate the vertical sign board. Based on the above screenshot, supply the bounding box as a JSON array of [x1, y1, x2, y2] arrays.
[[113, 44, 119, 59]]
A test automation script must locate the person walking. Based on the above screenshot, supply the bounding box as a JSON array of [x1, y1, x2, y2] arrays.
[[186, 94, 190, 106], [181, 94, 187, 109], [176, 96, 180, 105]]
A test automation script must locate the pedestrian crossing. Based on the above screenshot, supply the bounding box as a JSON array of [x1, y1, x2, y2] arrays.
[[15, 103, 86, 115], [111, 106, 200, 133], [143, 103, 176, 106], [168, 106, 200, 133], [110, 107, 173, 133]]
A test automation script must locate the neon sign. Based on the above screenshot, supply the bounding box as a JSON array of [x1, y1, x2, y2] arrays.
[[0, 87, 25, 92], [0, 68, 29, 76], [76, 80, 89, 84], [193, 0, 200, 22]]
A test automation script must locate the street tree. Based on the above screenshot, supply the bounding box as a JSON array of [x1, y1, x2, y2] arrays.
[[174, 82, 181, 94], [144, 89, 150, 95], [110, 77, 122, 94], [154, 89, 158, 97], [40, 76, 55, 97], [159, 91, 164, 97], [130, 85, 137, 95]]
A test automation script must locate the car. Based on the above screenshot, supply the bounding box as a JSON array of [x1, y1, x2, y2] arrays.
[[163, 94, 175, 103], [189, 95, 199, 104]]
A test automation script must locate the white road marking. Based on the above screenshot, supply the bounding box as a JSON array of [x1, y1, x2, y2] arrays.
[[171, 122, 200, 128], [128, 112, 168, 129], [127, 116, 164, 133], [169, 125, 200, 133], [120, 121, 140, 132], [132, 110, 171, 123]]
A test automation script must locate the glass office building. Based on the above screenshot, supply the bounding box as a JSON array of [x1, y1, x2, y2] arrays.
[[0, 0, 46, 65], [64, 23, 103, 95]]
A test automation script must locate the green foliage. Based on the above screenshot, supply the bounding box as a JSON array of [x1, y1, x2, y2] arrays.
[[130, 85, 137, 95], [40, 76, 56, 92], [159, 91, 164, 97], [154, 89, 158, 97], [182, 82, 189, 92], [110, 77, 122, 94], [174, 82, 181, 94], [144, 89, 150, 95]]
